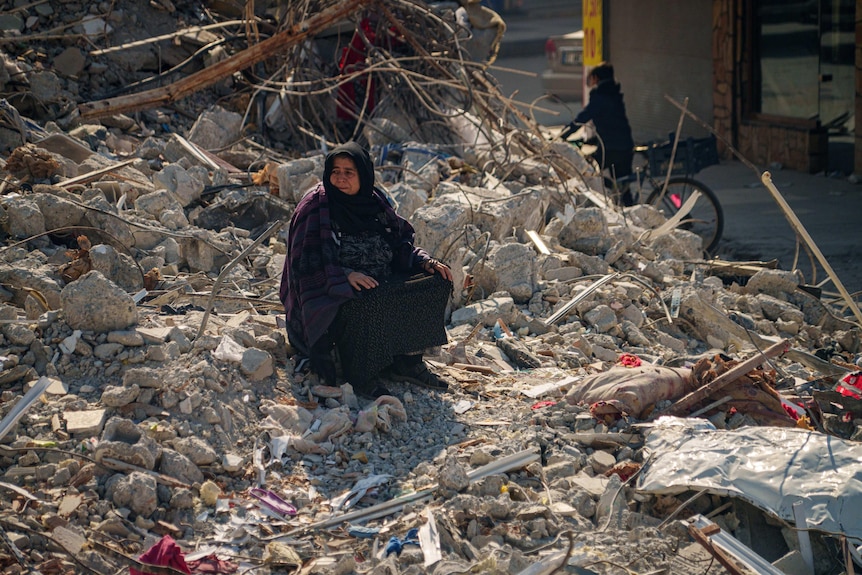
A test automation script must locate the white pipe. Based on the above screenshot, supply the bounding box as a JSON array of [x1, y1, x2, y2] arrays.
[[792, 500, 816, 575]]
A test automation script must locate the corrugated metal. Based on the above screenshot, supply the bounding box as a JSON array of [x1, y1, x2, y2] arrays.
[[638, 417, 862, 543], [606, 0, 713, 144]]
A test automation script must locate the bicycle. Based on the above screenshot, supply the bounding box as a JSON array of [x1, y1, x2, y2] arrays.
[[566, 127, 725, 254]]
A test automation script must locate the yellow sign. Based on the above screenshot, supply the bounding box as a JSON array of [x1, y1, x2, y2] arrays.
[[583, 0, 603, 66]]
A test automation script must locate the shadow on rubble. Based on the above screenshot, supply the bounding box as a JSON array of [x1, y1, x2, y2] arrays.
[[266, 354, 461, 513]]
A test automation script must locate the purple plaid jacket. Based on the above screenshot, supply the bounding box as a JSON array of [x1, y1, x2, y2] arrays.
[[278, 182, 430, 354]]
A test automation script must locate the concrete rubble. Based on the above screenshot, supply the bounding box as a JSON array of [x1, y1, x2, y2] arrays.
[[0, 1, 859, 574]]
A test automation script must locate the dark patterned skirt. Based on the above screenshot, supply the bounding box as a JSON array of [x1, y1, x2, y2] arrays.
[[331, 272, 452, 388]]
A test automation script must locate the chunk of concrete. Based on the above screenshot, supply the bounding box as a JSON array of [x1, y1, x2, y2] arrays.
[[187, 106, 243, 151], [64, 409, 106, 436], [241, 348, 273, 381], [746, 268, 800, 298], [450, 296, 516, 327], [88, 244, 144, 292], [95, 417, 162, 470], [559, 207, 611, 256], [61, 271, 137, 333]]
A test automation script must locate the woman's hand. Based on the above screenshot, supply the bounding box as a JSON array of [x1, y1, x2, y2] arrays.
[[347, 271, 378, 290], [423, 258, 453, 282]]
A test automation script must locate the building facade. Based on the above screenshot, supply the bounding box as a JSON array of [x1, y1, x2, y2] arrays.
[[606, 0, 859, 174]]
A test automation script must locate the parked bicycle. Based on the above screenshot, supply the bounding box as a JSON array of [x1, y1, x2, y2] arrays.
[[564, 126, 724, 254]]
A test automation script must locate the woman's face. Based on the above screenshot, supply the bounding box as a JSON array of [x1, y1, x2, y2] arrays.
[[330, 156, 361, 195]]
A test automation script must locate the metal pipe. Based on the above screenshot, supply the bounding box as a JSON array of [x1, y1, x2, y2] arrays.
[[0, 376, 52, 443]]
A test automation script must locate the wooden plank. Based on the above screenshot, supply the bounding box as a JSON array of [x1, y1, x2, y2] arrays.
[[451, 363, 496, 375], [525, 230, 551, 255], [59, 158, 137, 187]]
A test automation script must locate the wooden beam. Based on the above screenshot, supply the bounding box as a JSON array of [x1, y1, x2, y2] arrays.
[[78, 1, 372, 120], [662, 339, 789, 417]]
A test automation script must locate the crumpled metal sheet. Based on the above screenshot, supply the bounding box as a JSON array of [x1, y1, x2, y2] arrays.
[[636, 416, 862, 542]]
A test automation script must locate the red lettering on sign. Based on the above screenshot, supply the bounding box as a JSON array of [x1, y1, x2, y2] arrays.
[[585, 27, 595, 60]]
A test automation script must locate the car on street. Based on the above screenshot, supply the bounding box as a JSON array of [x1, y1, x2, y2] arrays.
[[540, 30, 583, 102]]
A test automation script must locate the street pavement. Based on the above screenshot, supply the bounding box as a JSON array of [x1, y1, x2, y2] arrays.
[[494, 10, 862, 299], [698, 162, 862, 297]]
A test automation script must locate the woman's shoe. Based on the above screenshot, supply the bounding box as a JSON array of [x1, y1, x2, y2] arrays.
[[391, 360, 449, 391], [310, 354, 337, 386]]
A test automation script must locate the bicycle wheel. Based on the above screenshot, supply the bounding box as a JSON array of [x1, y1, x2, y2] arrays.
[[645, 176, 724, 253]]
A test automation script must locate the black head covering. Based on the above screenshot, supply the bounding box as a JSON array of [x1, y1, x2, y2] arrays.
[[323, 142, 384, 234]]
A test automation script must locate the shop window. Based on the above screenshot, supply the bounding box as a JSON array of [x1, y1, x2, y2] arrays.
[[754, 0, 854, 127]]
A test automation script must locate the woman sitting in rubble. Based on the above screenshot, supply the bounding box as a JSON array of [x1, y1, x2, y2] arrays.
[[279, 142, 453, 398]]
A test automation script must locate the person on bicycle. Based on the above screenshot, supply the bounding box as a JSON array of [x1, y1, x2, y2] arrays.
[[561, 62, 636, 206]]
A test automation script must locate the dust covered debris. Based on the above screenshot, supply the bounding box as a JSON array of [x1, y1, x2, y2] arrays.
[[0, 1, 858, 574]]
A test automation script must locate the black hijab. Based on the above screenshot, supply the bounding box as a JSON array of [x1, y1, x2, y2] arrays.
[[323, 142, 385, 235]]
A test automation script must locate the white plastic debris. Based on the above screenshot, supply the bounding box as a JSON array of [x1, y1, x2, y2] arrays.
[[59, 329, 82, 354]]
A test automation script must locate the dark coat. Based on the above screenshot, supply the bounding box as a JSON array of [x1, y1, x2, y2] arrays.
[[574, 79, 635, 152]]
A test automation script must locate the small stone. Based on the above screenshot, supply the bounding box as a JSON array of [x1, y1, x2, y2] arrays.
[[110, 472, 158, 518], [137, 327, 171, 344], [53, 47, 86, 76], [50, 466, 72, 486], [436, 455, 469, 492], [200, 480, 221, 506], [241, 348, 273, 381], [173, 436, 218, 465], [101, 384, 140, 407], [45, 377, 69, 395], [107, 330, 145, 346], [469, 449, 493, 467], [222, 453, 243, 473], [311, 385, 342, 398], [170, 488, 195, 509]]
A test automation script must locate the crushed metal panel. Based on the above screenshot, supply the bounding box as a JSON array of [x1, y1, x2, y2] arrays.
[[637, 417, 862, 543]]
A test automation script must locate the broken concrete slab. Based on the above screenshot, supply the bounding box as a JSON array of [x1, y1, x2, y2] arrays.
[[63, 409, 107, 436]]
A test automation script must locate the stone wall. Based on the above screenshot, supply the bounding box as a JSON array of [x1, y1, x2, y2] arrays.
[[712, 0, 734, 160], [737, 123, 827, 172]]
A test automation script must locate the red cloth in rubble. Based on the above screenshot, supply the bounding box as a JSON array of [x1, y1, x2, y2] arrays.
[[336, 18, 378, 120], [187, 554, 239, 574], [129, 535, 191, 575], [617, 353, 642, 367]]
